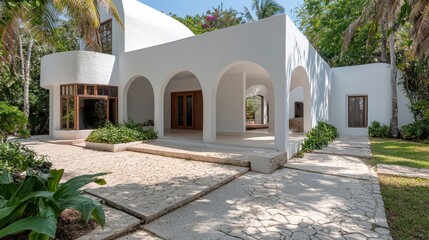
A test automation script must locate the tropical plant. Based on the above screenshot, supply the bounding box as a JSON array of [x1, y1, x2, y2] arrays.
[[368, 121, 390, 138], [0, 140, 51, 174], [0, 102, 29, 139], [86, 122, 158, 144], [0, 169, 107, 239], [402, 0, 429, 59], [300, 121, 339, 154], [401, 120, 429, 141], [243, 0, 285, 22]]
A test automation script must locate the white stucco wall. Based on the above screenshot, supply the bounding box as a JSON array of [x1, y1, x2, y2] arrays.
[[127, 77, 154, 124], [217, 73, 246, 132], [330, 63, 413, 136]]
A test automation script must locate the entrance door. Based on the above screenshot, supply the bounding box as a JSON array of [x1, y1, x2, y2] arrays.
[[171, 91, 203, 129]]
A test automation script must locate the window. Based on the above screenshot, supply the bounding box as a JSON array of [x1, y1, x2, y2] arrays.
[[100, 19, 112, 54], [348, 96, 368, 128], [60, 84, 118, 130]]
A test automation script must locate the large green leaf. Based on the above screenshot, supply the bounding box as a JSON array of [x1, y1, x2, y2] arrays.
[[53, 173, 107, 200], [0, 216, 56, 239], [47, 169, 64, 192], [91, 204, 106, 227], [60, 195, 100, 222], [0, 170, 13, 184]]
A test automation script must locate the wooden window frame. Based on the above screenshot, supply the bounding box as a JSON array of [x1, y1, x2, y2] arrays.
[[100, 19, 112, 54], [60, 84, 118, 130], [348, 95, 368, 128]]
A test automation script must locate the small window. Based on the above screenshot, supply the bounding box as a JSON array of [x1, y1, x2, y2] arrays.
[[100, 19, 112, 54], [348, 96, 368, 128]]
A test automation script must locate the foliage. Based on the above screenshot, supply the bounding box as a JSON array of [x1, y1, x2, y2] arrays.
[[86, 122, 158, 144], [243, 0, 285, 21], [0, 169, 107, 239], [0, 102, 29, 139], [171, 4, 243, 34], [0, 141, 51, 175], [370, 137, 429, 168], [368, 121, 390, 138], [246, 96, 262, 120], [400, 120, 429, 141], [296, 0, 381, 66], [300, 122, 339, 154], [379, 175, 429, 240]]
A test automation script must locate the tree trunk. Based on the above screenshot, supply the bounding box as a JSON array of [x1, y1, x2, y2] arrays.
[[389, 32, 398, 137], [381, 29, 387, 62], [23, 37, 34, 118]]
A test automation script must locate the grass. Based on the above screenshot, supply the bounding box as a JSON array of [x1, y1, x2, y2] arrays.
[[378, 175, 429, 240], [370, 138, 429, 169]]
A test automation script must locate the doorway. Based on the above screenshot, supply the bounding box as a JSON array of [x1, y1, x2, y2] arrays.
[[171, 90, 203, 130]]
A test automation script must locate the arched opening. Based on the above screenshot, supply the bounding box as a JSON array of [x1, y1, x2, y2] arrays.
[[126, 76, 155, 127], [246, 85, 268, 129], [215, 61, 275, 148], [289, 66, 312, 134], [163, 71, 203, 139]]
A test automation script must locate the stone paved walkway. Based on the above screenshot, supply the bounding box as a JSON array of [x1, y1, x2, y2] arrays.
[[313, 136, 372, 159], [377, 164, 429, 179], [26, 142, 248, 238], [138, 136, 391, 240]]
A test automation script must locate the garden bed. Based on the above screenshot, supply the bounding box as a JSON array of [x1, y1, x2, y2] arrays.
[[86, 141, 142, 152]]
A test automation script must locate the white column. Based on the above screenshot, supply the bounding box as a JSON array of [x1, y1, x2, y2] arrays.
[[118, 85, 127, 123], [274, 77, 289, 152], [154, 86, 164, 137], [242, 72, 247, 132], [203, 84, 216, 142]]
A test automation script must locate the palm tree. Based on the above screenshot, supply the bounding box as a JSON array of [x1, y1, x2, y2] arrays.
[[406, 0, 429, 58], [243, 0, 285, 22], [0, 0, 122, 118], [343, 0, 403, 137]]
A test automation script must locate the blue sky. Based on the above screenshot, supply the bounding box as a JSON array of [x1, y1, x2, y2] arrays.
[[138, 0, 303, 21]]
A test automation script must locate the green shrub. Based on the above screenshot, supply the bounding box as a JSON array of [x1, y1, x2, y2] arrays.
[[401, 120, 429, 141], [0, 141, 51, 174], [0, 102, 29, 140], [0, 169, 107, 239], [368, 121, 390, 138], [300, 121, 339, 154], [86, 122, 158, 144]]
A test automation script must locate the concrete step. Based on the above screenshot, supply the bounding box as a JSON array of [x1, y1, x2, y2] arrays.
[[127, 139, 289, 174]]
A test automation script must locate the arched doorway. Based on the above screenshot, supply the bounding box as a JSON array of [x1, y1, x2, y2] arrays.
[[163, 71, 203, 137], [246, 85, 268, 128], [289, 66, 312, 133], [126, 76, 155, 127], [215, 61, 275, 148]]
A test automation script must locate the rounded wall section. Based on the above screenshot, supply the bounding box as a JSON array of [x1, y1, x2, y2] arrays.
[[122, 0, 194, 52], [41, 51, 117, 88]]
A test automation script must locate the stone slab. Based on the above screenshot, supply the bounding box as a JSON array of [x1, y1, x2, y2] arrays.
[[28, 142, 248, 224], [377, 164, 429, 179], [313, 136, 372, 159], [144, 168, 391, 240], [127, 139, 287, 174]]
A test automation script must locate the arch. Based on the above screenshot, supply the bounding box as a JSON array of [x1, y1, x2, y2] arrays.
[[162, 71, 204, 131], [215, 61, 275, 134], [124, 75, 155, 127], [246, 85, 268, 125], [289, 66, 312, 132]]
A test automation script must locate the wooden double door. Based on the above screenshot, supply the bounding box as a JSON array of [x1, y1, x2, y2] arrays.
[[171, 90, 203, 130]]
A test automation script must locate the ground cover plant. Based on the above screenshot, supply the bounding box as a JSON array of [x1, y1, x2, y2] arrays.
[[370, 138, 429, 169], [0, 169, 107, 239], [299, 121, 339, 156], [378, 175, 429, 240], [0, 140, 51, 175], [86, 122, 158, 144]]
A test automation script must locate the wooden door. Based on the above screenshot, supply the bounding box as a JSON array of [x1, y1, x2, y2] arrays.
[[171, 91, 203, 130]]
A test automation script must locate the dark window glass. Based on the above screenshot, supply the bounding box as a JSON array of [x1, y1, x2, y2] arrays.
[[97, 86, 107, 95], [77, 85, 84, 95], [109, 98, 117, 123], [68, 97, 75, 128], [178, 96, 184, 127], [100, 19, 112, 54], [61, 98, 67, 129], [348, 96, 368, 128], [87, 86, 94, 95], [109, 87, 118, 97], [186, 95, 193, 127]]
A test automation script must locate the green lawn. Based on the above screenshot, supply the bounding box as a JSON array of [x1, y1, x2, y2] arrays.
[[379, 175, 429, 240], [370, 138, 429, 169]]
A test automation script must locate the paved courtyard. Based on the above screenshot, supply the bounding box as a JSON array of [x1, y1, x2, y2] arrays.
[[25, 136, 391, 240]]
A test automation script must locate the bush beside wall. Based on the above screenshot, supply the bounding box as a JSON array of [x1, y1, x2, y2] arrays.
[[299, 121, 339, 155], [368, 121, 390, 138], [86, 122, 158, 144]]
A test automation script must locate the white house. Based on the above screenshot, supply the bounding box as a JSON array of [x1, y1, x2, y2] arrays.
[[40, 0, 413, 153]]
